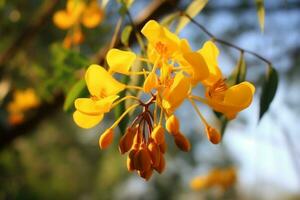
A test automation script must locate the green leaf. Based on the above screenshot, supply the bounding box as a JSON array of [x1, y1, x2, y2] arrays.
[[255, 0, 265, 32], [63, 79, 86, 111], [176, 0, 208, 33], [226, 52, 247, 86], [259, 65, 278, 120], [235, 52, 247, 84], [114, 76, 130, 134], [121, 25, 132, 47], [160, 12, 179, 27]]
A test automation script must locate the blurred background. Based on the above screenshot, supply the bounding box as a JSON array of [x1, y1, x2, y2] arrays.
[[0, 0, 300, 199]]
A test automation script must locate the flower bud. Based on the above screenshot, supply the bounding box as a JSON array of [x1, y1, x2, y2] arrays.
[[99, 128, 114, 149], [159, 142, 167, 154], [173, 132, 191, 152], [134, 147, 152, 172], [143, 72, 158, 93], [154, 152, 165, 174], [147, 141, 160, 167], [166, 114, 180, 134], [138, 169, 153, 181], [127, 153, 135, 171], [119, 127, 137, 154], [205, 126, 221, 144], [151, 125, 165, 144]]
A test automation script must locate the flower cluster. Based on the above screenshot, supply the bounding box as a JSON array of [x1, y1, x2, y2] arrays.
[[7, 89, 40, 125], [53, 0, 104, 48], [190, 167, 237, 191], [73, 20, 255, 180]]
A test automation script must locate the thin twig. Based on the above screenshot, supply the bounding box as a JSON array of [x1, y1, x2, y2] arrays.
[[182, 12, 272, 66]]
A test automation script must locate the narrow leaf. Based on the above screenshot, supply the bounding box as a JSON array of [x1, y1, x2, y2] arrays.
[[63, 79, 86, 111], [176, 0, 208, 33], [259, 65, 278, 120], [160, 12, 179, 27], [226, 52, 247, 86], [255, 0, 265, 32], [235, 52, 247, 84], [121, 25, 133, 47]]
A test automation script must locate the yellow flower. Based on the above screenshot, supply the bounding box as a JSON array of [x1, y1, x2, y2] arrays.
[[81, 1, 104, 28], [141, 20, 181, 60], [7, 89, 40, 114], [206, 81, 255, 119], [7, 88, 40, 125], [73, 64, 125, 128], [195, 41, 255, 119], [53, 0, 104, 48], [198, 41, 222, 86], [190, 167, 237, 191], [162, 71, 191, 114], [72, 19, 256, 180], [53, 0, 103, 29], [106, 48, 136, 74]]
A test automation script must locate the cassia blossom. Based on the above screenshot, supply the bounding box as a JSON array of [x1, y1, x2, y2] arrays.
[[190, 167, 237, 191], [7, 88, 40, 125], [53, 0, 104, 48], [73, 19, 255, 180]]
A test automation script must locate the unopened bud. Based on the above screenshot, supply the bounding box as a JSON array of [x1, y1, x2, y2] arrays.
[[159, 142, 167, 154], [154, 152, 165, 174], [119, 127, 137, 154], [99, 128, 114, 149], [138, 169, 153, 181], [151, 125, 165, 144], [174, 132, 191, 152], [127, 152, 136, 171], [166, 114, 180, 134], [134, 147, 152, 172], [205, 126, 221, 144], [148, 141, 160, 167]]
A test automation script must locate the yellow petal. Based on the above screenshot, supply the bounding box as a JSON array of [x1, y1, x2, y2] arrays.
[[85, 64, 125, 97], [224, 81, 255, 108], [53, 10, 75, 29], [99, 128, 114, 149], [162, 72, 191, 113], [141, 20, 163, 42], [206, 81, 255, 119], [141, 20, 180, 57], [67, 0, 86, 19], [143, 72, 158, 93], [183, 52, 209, 85], [73, 110, 103, 128], [199, 41, 222, 86], [95, 95, 119, 112], [82, 1, 104, 28], [75, 95, 118, 114], [106, 49, 136, 74]]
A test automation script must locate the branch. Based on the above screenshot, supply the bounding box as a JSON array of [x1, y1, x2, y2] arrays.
[[182, 12, 272, 66]]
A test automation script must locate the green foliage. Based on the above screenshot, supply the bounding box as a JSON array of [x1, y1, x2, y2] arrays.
[[176, 0, 208, 33], [63, 78, 86, 112], [121, 25, 132, 47], [259, 65, 278, 120], [227, 52, 247, 86], [255, 0, 265, 32]]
